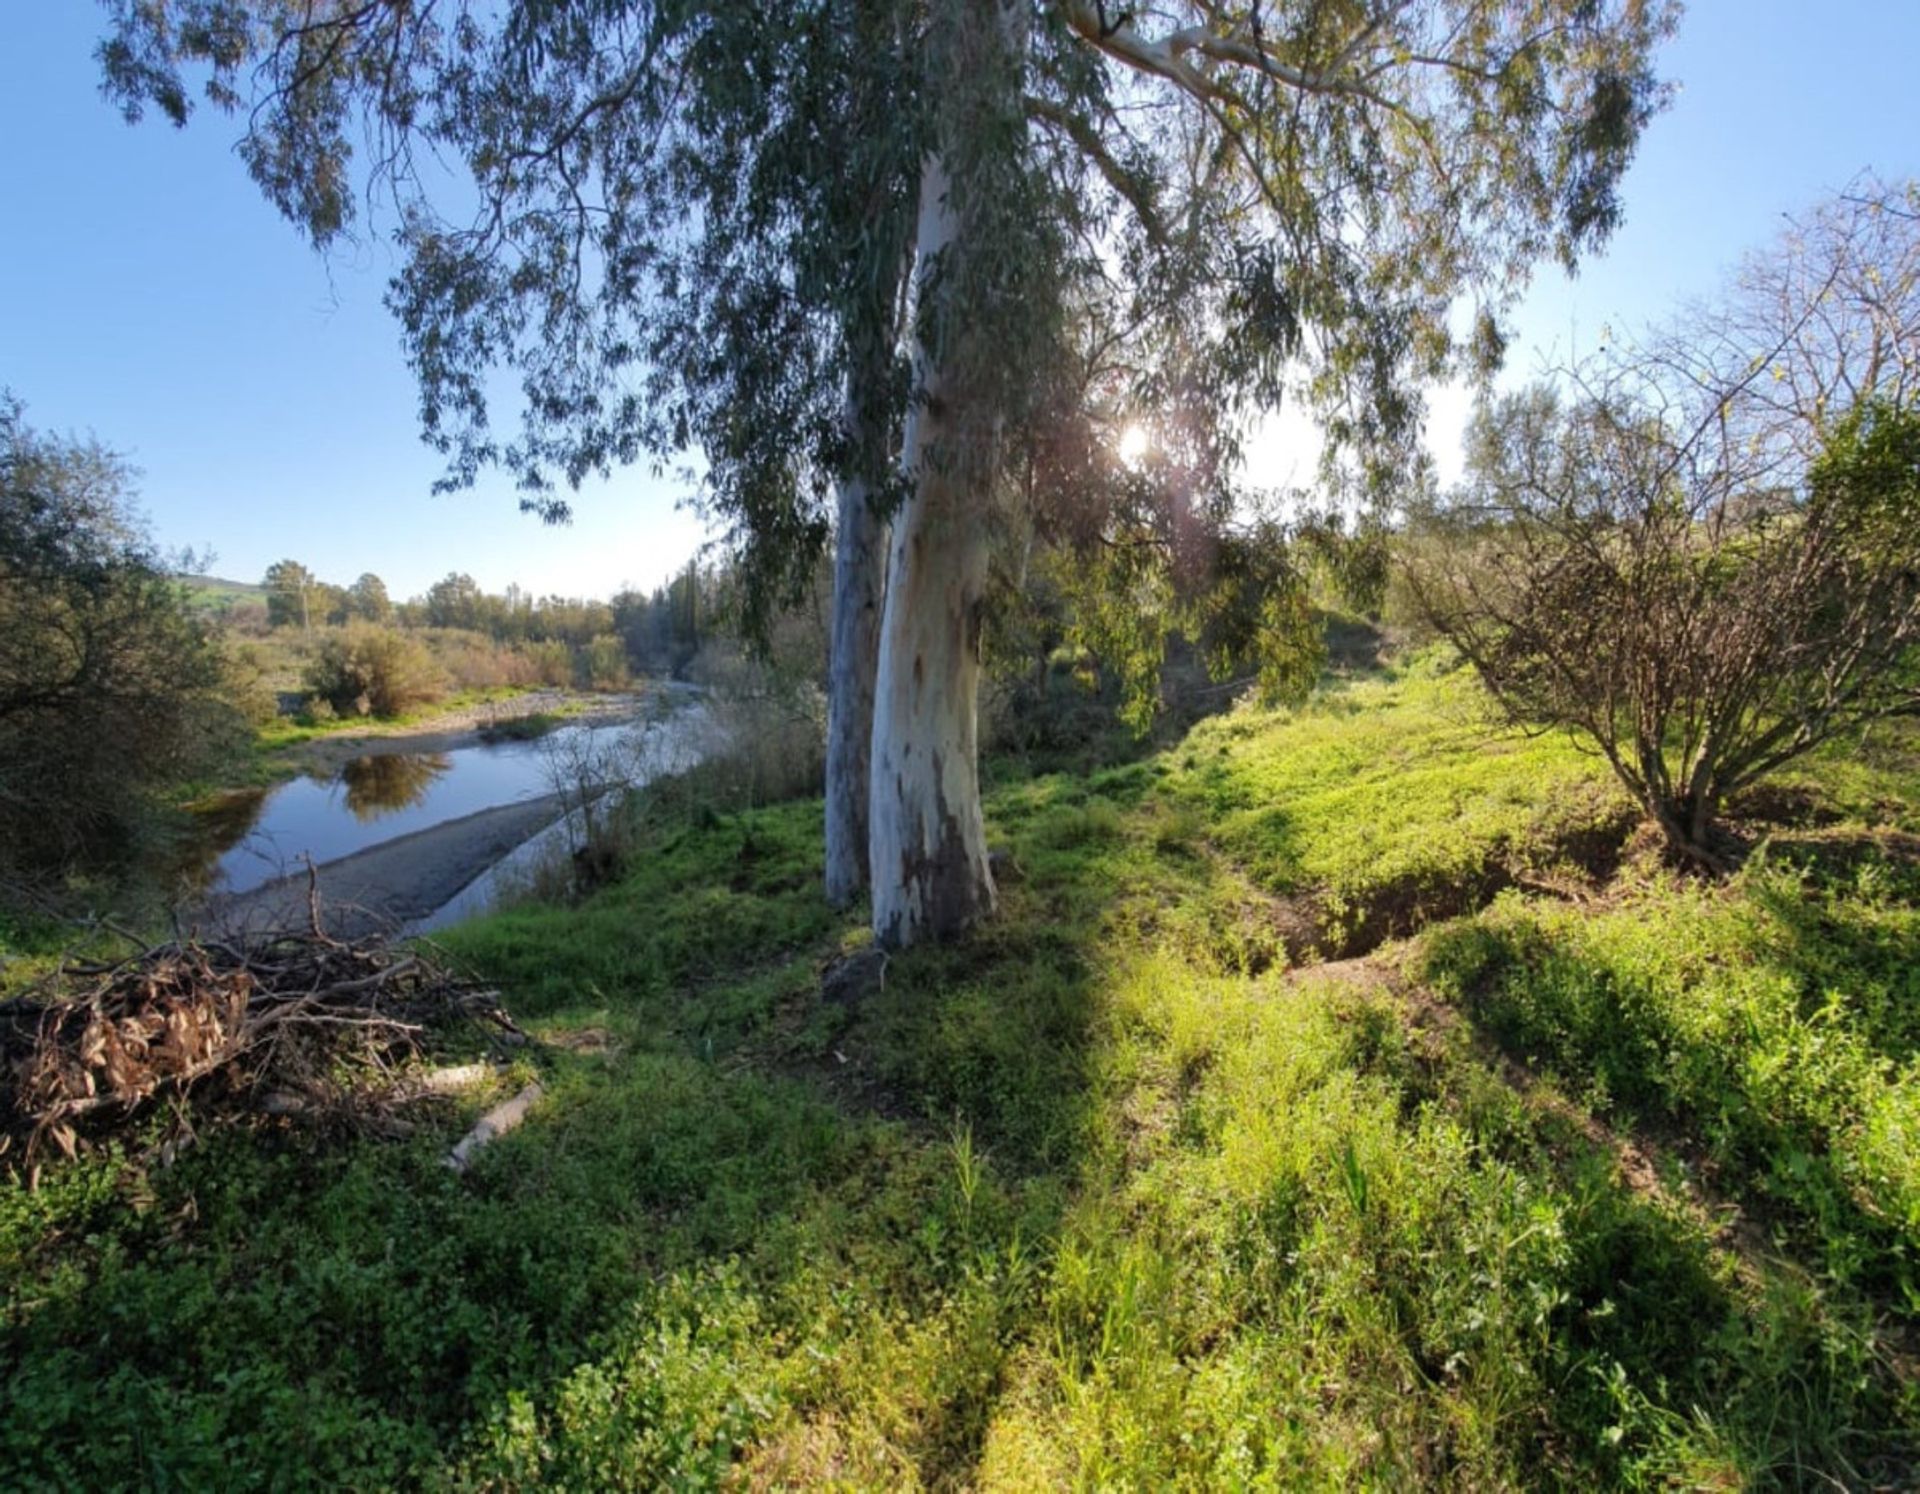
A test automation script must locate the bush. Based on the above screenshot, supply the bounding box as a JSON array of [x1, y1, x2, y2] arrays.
[[220, 641, 281, 728], [427, 631, 531, 692], [0, 396, 244, 886], [522, 639, 573, 688], [304, 624, 446, 718], [581, 634, 630, 690], [1408, 185, 1920, 869]]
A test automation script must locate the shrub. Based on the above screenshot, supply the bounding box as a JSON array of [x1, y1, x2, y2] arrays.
[[1408, 184, 1920, 869], [0, 396, 244, 886], [220, 640, 281, 728], [522, 639, 573, 688], [304, 624, 446, 718], [581, 634, 631, 691]]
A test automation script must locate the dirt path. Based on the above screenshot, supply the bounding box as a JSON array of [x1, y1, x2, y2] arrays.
[[196, 794, 568, 941]]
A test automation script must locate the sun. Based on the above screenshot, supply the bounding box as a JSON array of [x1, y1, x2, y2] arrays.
[[1117, 422, 1151, 466]]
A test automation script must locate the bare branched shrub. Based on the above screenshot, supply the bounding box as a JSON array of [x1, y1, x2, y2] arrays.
[[536, 722, 643, 893], [1409, 182, 1920, 869], [689, 640, 826, 808]]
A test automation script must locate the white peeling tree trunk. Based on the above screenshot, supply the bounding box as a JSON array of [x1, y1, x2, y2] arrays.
[[868, 154, 997, 949], [823, 403, 889, 907]]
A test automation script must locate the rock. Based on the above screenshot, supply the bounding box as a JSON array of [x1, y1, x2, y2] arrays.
[[821, 947, 888, 1006]]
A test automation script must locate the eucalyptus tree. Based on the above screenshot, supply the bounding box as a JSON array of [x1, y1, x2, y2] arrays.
[[100, 0, 923, 909], [860, 0, 1675, 945], [99, 0, 1674, 948]]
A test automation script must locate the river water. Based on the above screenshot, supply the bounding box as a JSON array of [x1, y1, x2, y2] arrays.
[[197, 699, 713, 910]]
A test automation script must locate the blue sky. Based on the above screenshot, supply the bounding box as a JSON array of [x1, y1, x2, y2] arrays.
[[3, 4, 1917, 601]]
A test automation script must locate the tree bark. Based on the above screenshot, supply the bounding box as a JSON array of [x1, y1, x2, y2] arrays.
[[1651, 792, 1732, 874], [824, 380, 890, 908], [868, 153, 997, 948]]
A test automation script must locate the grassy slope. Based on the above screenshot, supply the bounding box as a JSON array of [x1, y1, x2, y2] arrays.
[[178, 574, 267, 611], [4, 660, 1917, 1488]]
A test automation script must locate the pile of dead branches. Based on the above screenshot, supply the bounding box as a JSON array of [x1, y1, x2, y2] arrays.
[[1, 929, 522, 1175]]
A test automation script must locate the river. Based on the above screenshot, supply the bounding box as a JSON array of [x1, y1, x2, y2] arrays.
[[191, 695, 714, 935]]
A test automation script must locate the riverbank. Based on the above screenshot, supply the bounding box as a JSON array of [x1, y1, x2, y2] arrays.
[[10, 664, 1917, 1486], [193, 684, 710, 935], [197, 792, 569, 940], [265, 687, 649, 778]]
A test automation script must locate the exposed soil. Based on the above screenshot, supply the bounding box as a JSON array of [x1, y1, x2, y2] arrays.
[[1258, 806, 1644, 967], [195, 793, 568, 941]]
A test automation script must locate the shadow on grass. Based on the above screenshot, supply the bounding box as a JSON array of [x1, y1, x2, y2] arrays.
[[7, 759, 1915, 1487], [0, 793, 1109, 1487], [1417, 879, 1919, 1314]]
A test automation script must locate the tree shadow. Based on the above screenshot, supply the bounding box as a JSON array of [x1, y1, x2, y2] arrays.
[[1419, 907, 1919, 1314]]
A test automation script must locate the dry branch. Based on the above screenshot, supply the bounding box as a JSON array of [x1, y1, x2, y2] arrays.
[[0, 928, 522, 1173], [443, 1082, 545, 1173]]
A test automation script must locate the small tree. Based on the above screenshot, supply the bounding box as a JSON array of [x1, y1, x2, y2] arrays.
[[1409, 185, 1920, 868], [263, 558, 319, 630], [0, 395, 242, 885], [347, 572, 393, 623], [1415, 386, 1920, 869]]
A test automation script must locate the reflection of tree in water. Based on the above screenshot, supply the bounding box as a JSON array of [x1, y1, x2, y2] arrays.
[[176, 788, 268, 891], [339, 753, 450, 820]]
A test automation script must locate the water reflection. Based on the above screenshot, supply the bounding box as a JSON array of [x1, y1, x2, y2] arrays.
[[177, 788, 269, 894], [339, 752, 451, 819], [187, 701, 707, 902]]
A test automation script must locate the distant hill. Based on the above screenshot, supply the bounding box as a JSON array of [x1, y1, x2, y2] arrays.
[[177, 574, 267, 611]]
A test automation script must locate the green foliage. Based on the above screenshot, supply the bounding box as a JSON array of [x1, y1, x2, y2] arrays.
[[1417, 850, 1920, 1300], [6, 655, 1913, 1486], [98, 0, 1676, 685], [304, 623, 447, 718], [346, 571, 392, 623], [1166, 661, 1631, 943], [581, 633, 631, 691], [0, 395, 244, 888], [1061, 515, 1326, 734]]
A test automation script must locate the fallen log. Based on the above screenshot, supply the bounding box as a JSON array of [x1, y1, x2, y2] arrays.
[[444, 1083, 544, 1173]]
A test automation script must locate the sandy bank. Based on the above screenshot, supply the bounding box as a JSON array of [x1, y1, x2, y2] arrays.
[[197, 794, 567, 941]]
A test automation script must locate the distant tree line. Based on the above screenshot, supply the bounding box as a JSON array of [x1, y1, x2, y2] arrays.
[[256, 557, 716, 679]]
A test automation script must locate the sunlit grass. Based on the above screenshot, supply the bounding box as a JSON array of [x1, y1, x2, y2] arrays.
[[4, 660, 1915, 1486]]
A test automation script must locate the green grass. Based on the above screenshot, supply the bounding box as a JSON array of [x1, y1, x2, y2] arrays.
[[176, 573, 266, 611], [1163, 655, 1637, 948], [252, 685, 546, 754], [4, 664, 1916, 1487]]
